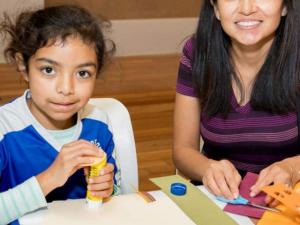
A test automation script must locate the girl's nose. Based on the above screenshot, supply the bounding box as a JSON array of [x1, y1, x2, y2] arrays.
[[56, 74, 74, 96]]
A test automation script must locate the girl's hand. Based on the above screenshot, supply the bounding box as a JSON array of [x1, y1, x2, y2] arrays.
[[250, 159, 294, 207], [36, 140, 103, 196], [84, 163, 115, 198], [202, 159, 241, 200]]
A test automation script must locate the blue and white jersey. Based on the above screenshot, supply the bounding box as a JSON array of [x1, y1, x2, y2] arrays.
[[0, 90, 121, 203]]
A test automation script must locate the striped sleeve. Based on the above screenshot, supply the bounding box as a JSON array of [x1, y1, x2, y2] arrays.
[[176, 38, 198, 97], [0, 176, 47, 225]]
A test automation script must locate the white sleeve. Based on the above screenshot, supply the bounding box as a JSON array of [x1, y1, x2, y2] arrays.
[[0, 176, 47, 225]]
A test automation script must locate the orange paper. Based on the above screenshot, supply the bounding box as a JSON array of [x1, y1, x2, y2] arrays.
[[258, 183, 300, 225]]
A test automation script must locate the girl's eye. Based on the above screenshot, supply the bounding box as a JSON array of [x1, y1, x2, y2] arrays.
[[77, 70, 91, 79], [41, 67, 55, 76]]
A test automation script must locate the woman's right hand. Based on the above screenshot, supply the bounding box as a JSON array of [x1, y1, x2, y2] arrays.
[[173, 94, 241, 199], [202, 159, 241, 200], [36, 140, 103, 196]]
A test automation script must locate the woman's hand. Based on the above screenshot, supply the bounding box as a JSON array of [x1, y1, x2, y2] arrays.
[[36, 140, 103, 196], [202, 159, 241, 200], [250, 158, 297, 207], [84, 163, 115, 198]]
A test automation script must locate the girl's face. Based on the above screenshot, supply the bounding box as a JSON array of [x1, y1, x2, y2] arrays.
[[213, 0, 287, 47], [23, 36, 98, 129]]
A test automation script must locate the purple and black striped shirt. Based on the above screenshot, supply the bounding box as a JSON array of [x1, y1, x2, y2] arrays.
[[176, 38, 299, 175]]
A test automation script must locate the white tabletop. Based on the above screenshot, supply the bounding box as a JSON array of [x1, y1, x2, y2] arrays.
[[19, 186, 254, 225]]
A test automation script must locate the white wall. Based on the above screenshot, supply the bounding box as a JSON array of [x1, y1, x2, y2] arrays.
[[0, 0, 44, 63]]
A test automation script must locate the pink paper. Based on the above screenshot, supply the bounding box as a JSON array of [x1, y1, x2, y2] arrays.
[[223, 172, 266, 218]]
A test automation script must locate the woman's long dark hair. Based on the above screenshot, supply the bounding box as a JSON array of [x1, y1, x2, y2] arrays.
[[192, 0, 300, 117]]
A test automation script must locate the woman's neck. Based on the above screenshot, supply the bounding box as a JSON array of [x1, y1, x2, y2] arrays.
[[230, 36, 275, 77], [230, 36, 275, 105]]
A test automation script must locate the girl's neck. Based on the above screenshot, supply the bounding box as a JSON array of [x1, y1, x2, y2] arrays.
[[46, 115, 77, 130]]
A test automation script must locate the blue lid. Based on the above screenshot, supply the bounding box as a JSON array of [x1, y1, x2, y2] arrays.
[[170, 183, 187, 196]]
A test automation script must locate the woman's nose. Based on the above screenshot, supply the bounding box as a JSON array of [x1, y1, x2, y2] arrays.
[[238, 0, 257, 16]]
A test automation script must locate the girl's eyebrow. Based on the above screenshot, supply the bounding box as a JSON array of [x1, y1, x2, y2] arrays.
[[75, 62, 97, 69], [35, 57, 97, 69], [35, 57, 60, 66]]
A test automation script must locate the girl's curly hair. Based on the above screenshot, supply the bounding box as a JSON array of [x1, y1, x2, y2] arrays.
[[0, 5, 115, 76]]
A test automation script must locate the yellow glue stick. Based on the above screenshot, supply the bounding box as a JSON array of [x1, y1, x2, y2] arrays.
[[86, 153, 107, 208]]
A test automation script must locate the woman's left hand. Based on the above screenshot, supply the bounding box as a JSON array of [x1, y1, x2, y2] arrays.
[[84, 163, 115, 198], [250, 159, 294, 207]]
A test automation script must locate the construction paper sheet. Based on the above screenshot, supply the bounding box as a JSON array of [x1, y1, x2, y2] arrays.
[[197, 186, 254, 225], [20, 193, 196, 225], [224, 172, 267, 218], [257, 183, 300, 225], [151, 175, 238, 225], [257, 206, 300, 225]]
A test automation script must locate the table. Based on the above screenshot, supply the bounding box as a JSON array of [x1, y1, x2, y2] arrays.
[[19, 186, 254, 225]]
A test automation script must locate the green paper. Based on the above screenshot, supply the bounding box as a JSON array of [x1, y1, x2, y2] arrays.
[[150, 175, 238, 225]]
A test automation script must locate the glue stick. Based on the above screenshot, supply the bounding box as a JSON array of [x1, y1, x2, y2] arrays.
[[86, 153, 107, 208]]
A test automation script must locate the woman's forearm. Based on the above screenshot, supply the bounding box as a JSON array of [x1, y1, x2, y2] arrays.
[[286, 155, 300, 185], [173, 147, 212, 181]]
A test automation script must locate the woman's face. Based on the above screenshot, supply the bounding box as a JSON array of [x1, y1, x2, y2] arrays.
[[213, 0, 287, 47]]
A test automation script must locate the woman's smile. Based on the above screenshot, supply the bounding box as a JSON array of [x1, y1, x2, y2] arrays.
[[235, 19, 262, 30]]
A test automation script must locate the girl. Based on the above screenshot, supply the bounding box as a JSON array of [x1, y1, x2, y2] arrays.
[[0, 5, 120, 225], [173, 0, 300, 206]]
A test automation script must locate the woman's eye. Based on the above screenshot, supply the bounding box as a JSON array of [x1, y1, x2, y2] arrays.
[[41, 67, 55, 75], [77, 70, 91, 78]]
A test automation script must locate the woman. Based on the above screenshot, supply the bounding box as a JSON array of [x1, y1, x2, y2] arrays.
[[173, 0, 300, 206]]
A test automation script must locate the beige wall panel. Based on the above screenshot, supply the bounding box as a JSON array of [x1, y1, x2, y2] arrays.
[[109, 18, 198, 56], [45, 0, 202, 19], [0, 0, 44, 63]]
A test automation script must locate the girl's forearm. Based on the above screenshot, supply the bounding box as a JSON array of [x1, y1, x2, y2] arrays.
[[36, 169, 59, 196], [0, 177, 47, 224]]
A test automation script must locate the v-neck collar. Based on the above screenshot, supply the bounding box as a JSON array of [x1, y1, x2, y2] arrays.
[[231, 92, 251, 114]]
